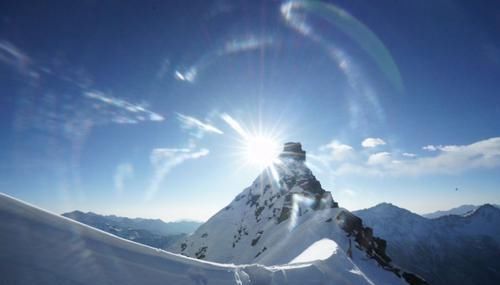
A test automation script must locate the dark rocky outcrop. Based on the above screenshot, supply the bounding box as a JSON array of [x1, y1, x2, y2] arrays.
[[279, 142, 306, 161], [336, 210, 428, 285]]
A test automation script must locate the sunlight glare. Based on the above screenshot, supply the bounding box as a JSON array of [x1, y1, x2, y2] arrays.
[[244, 135, 281, 168]]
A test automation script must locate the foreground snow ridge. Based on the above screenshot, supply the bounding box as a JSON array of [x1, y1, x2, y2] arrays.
[[0, 192, 404, 285]]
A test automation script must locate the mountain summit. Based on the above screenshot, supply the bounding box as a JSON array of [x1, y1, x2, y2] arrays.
[[172, 143, 427, 285]]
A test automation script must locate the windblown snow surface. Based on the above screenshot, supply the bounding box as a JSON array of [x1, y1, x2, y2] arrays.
[[0, 192, 402, 285]]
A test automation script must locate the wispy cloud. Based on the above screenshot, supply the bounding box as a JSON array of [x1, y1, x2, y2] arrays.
[[0, 40, 38, 79], [402, 152, 416, 157], [176, 113, 223, 136], [114, 163, 134, 194], [85, 91, 164, 123], [2, 38, 164, 140], [146, 148, 209, 200], [361, 137, 386, 148]]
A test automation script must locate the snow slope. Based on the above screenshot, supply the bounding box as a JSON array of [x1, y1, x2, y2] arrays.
[[0, 192, 408, 285], [355, 203, 500, 285], [172, 144, 426, 285]]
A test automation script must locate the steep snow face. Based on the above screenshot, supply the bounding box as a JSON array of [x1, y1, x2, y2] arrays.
[[355, 203, 500, 285], [0, 192, 404, 285], [172, 144, 426, 285]]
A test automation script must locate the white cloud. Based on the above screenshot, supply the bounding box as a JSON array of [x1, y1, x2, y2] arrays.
[[367, 152, 391, 165], [361, 137, 386, 148], [422, 145, 437, 151], [396, 138, 500, 175], [422, 144, 462, 152], [402, 152, 416, 157], [146, 147, 209, 200], [176, 113, 223, 136], [114, 163, 134, 194], [319, 140, 354, 161], [337, 137, 500, 176]]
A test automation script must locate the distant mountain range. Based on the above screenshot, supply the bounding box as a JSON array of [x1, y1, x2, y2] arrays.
[[423, 204, 500, 219], [354, 203, 500, 285], [62, 211, 201, 249]]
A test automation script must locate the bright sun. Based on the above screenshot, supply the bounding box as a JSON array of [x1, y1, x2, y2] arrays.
[[220, 113, 283, 169], [244, 135, 281, 168]]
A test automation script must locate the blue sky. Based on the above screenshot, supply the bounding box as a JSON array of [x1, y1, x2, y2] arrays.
[[1, 0, 499, 221]]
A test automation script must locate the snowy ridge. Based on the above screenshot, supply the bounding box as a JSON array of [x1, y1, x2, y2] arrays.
[[172, 143, 427, 285], [0, 192, 410, 285], [423, 204, 500, 219]]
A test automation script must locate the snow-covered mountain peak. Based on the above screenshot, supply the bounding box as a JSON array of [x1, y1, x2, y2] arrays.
[[359, 203, 426, 223], [172, 143, 427, 285], [224, 142, 338, 226], [464, 203, 500, 218]]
